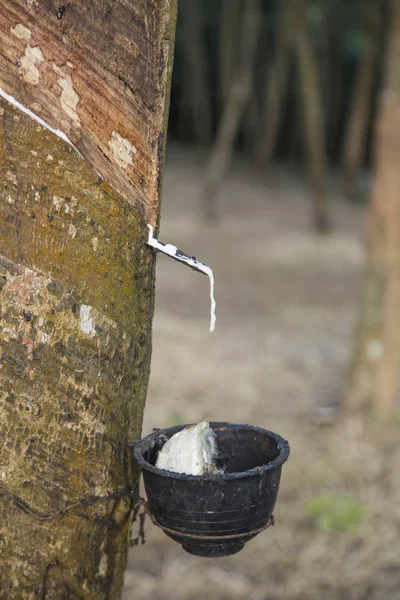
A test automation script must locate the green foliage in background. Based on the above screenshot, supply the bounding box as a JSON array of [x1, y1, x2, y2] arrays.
[[306, 495, 367, 532], [169, 410, 188, 426]]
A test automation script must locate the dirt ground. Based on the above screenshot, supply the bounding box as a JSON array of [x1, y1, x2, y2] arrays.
[[123, 147, 400, 600]]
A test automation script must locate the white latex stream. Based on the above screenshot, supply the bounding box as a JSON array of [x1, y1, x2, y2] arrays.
[[147, 224, 216, 332]]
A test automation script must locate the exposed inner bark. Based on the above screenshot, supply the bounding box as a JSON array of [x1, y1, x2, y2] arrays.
[[0, 0, 176, 225]]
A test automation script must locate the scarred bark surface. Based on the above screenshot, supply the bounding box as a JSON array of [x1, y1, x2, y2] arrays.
[[0, 0, 176, 224], [0, 1, 177, 597]]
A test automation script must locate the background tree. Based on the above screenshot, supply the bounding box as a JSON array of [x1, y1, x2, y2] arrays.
[[0, 1, 176, 597], [202, 0, 262, 221], [166, 0, 389, 231], [346, 0, 400, 419], [180, 0, 212, 146], [254, 0, 303, 170], [218, 0, 242, 110], [342, 1, 383, 199], [296, 4, 330, 232]]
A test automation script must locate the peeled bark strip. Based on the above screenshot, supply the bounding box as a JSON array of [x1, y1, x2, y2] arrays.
[[346, 0, 400, 419], [0, 1, 177, 598]]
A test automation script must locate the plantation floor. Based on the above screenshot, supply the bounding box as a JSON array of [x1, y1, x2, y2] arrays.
[[123, 146, 400, 600]]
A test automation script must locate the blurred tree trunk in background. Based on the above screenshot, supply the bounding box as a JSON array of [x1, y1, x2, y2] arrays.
[[342, 3, 382, 200], [0, 0, 176, 597], [219, 0, 242, 109], [243, 93, 260, 154], [346, 0, 400, 419], [181, 0, 212, 146], [296, 20, 330, 233], [202, 0, 261, 221], [167, 0, 389, 190], [255, 0, 303, 169]]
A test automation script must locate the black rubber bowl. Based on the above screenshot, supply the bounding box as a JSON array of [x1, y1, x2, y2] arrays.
[[132, 422, 290, 557]]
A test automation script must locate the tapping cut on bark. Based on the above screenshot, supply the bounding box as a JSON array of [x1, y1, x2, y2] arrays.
[[0, 1, 177, 598], [0, 0, 176, 225]]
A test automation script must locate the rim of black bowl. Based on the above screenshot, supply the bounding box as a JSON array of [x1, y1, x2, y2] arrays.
[[132, 422, 290, 481]]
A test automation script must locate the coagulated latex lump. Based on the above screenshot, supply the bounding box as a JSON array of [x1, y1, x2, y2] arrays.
[[156, 420, 219, 475]]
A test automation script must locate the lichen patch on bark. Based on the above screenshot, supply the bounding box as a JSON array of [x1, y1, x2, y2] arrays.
[[79, 304, 96, 337], [18, 43, 44, 86], [11, 23, 44, 86], [108, 130, 137, 171], [53, 67, 81, 126], [10, 23, 31, 41]]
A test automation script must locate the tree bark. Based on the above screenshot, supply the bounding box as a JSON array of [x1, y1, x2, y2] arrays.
[[0, 1, 177, 598], [202, 0, 261, 221], [342, 4, 382, 199], [345, 0, 400, 419], [296, 23, 330, 233]]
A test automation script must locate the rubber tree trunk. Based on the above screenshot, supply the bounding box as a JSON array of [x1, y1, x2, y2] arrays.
[[345, 0, 400, 419], [296, 24, 330, 233], [202, 0, 261, 221], [254, 0, 303, 169], [0, 1, 177, 598], [342, 3, 382, 200]]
